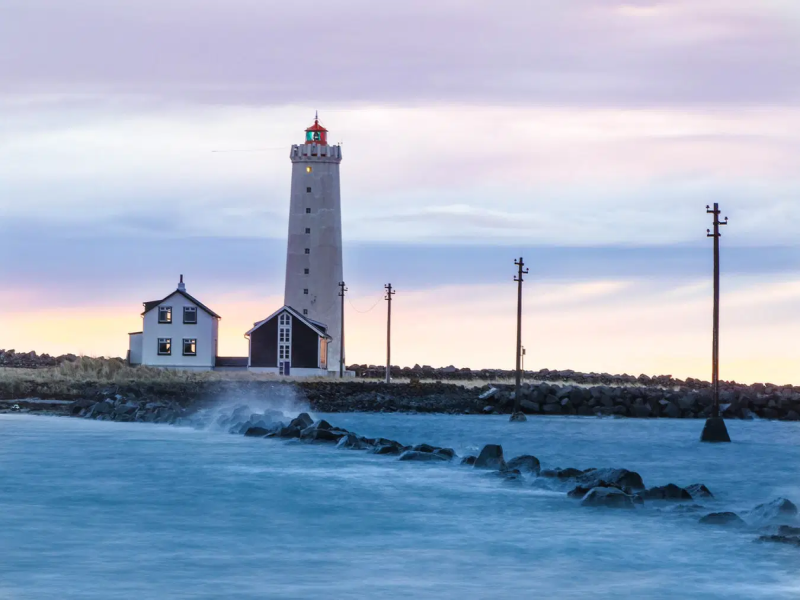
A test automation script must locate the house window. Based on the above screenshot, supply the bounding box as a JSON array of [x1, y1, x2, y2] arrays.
[[305, 208, 311, 214], [158, 338, 172, 355], [183, 306, 197, 324], [279, 328, 289, 343], [279, 344, 290, 360], [305, 228, 311, 234], [306, 187, 311, 193], [158, 306, 172, 324], [183, 338, 197, 356], [304, 248, 310, 254], [304, 289, 309, 295], [279, 313, 291, 326], [304, 268, 309, 275]]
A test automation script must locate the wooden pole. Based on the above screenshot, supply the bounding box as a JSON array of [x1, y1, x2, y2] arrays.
[[701, 204, 730, 442], [511, 257, 529, 421], [385, 283, 395, 384], [338, 281, 347, 378]]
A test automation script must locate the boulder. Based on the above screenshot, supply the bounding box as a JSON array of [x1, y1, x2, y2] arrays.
[[434, 448, 456, 460], [460, 455, 477, 466], [301, 427, 348, 443], [757, 535, 800, 547], [244, 426, 271, 437], [412, 443, 438, 453], [506, 455, 541, 475], [474, 444, 505, 470], [578, 468, 645, 491], [699, 512, 746, 528], [541, 467, 585, 479], [290, 413, 314, 429], [398, 450, 449, 462], [274, 425, 301, 439], [637, 484, 692, 501], [336, 433, 371, 450], [371, 439, 405, 455], [686, 483, 714, 499], [581, 487, 635, 509], [748, 498, 799, 525]]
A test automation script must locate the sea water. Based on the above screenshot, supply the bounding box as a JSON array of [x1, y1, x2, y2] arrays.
[[1, 412, 799, 599]]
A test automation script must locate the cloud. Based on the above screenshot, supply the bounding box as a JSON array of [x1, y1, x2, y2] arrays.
[[1, 0, 798, 107]]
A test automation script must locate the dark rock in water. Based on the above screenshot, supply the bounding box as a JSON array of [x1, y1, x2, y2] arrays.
[[485, 468, 523, 484], [757, 535, 800, 547], [336, 433, 371, 450], [506, 455, 541, 475], [460, 455, 477, 466], [686, 483, 714, 499], [290, 413, 314, 430], [273, 425, 301, 439], [748, 498, 799, 525], [638, 484, 692, 501], [398, 450, 449, 462], [372, 439, 404, 455], [541, 467, 585, 479], [474, 444, 505, 470], [509, 412, 527, 422], [700, 416, 731, 443], [301, 427, 347, 443], [307, 419, 333, 431], [568, 485, 592, 499], [699, 512, 746, 527], [579, 468, 645, 491], [581, 487, 635, 509], [243, 426, 271, 437], [412, 443, 438, 453], [434, 448, 456, 460], [568, 480, 624, 499]]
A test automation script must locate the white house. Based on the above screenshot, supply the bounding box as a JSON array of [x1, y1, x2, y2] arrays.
[[128, 275, 220, 370]]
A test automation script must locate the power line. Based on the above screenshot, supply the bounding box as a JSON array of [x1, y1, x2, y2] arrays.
[[346, 294, 384, 314]]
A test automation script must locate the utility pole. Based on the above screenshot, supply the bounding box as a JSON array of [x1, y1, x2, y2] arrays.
[[511, 257, 529, 422], [701, 203, 731, 443], [338, 281, 347, 379], [385, 283, 395, 384]]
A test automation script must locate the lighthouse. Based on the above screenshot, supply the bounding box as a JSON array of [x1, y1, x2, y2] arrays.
[[283, 115, 344, 372]]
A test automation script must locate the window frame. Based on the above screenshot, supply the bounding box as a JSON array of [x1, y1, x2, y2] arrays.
[[182, 338, 197, 356], [158, 306, 173, 324], [157, 338, 172, 355], [183, 306, 198, 324]]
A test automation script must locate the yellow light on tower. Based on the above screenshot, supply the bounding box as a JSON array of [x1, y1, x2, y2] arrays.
[[306, 166, 312, 173]]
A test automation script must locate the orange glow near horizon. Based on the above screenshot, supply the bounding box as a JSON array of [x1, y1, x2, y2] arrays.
[[1, 278, 799, 385]]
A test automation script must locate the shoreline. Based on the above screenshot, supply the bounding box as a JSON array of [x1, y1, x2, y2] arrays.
[[2, 376, 800, 422]]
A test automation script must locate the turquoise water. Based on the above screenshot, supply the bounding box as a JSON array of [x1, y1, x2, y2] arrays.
[[1, 412, 799, 599]]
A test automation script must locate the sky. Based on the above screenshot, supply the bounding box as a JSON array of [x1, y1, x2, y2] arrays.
[[1, 0, 800, 383]]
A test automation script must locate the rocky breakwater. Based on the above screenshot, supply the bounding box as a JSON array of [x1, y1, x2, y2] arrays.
[[214, 408, 800, 550], [0, 349, 77, 369], [477, 381, 800, 421]]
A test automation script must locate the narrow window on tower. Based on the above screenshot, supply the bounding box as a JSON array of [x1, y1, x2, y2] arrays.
[[305, 228, 311, 234], [303, 309, 308, 315], [305, 208, 311, 214], [304, 248, 310, 254], [304, 289, 309, 295], [304, 268, 309, 275], [306, 187, 311, 193]]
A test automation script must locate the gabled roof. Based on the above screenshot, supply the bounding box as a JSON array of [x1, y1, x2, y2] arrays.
[[245, 305, 330, 339], [141, 290, 221, 319]]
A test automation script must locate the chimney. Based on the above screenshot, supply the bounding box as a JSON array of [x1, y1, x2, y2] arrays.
[[177, 274, 186, 292]]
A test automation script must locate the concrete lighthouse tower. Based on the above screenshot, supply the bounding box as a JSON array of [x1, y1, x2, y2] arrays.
[[284, 114, 344, 372]]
